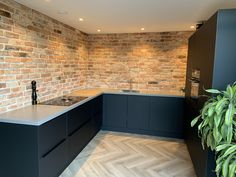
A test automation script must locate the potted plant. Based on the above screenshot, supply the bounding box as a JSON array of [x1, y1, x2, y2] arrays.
[[191, 83, 236, 177]]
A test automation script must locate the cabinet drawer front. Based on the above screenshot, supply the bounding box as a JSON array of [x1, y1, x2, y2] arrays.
[[68, 119, 93, 161], [68, 104, 91, 134], [38, 114, 67, 157], [39, 140, 67, 177]]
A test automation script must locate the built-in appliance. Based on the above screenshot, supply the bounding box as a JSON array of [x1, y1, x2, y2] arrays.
[[40, 96, 88, 106], [184, 9, 236, 177]]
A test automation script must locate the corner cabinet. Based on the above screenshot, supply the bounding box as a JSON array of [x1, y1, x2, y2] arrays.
[[0, 95, 103, 177], [102, 94, 184, 138]]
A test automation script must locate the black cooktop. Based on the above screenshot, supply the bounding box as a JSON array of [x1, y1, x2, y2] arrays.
[[40, 96, 88, 106]]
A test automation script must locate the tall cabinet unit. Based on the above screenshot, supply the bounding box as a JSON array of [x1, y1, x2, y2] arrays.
[[184, 9, 236, 177]]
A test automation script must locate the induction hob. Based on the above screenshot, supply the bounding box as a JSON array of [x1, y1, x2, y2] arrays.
[[40, 96, 88, 106]]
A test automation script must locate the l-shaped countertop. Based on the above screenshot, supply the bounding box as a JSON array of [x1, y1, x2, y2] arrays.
[[0, 88, 183, 126]]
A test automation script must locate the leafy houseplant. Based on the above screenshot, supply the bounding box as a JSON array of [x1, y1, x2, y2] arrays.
[[191, 83, 236, 177]]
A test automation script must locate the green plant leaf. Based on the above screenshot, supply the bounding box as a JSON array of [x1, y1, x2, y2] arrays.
[[226, 85, 233, 99], [229, 161, 236, 177], [215, 98, 228, 115], [227, 125, 233, 144], [206, 89, 221, 94], [223, 144, 236, 158], [222, 154, 234, 177], [213, 127, 222, 144], [216, 144, 232, 152], [221, 124, 228, 140], [225, 104, 235, 126], [208, 105, 215, 117], [191, 115, 200, 127], [214, 113, 222, 128]]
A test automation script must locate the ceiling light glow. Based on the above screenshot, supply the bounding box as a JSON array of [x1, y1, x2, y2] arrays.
[[141, 28, 145, 31], [79, 18, 84, 22], [97, 29, 101, 32], [190, 25, 195, 29]]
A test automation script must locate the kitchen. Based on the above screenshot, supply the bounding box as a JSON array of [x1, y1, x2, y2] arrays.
[[0, 0, 236, 177]]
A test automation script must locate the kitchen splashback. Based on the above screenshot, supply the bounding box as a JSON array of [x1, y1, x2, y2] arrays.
[[0, 0, 192, 114]]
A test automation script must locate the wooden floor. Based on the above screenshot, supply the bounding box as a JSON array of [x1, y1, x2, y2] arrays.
[[60, 131, 196, 177]]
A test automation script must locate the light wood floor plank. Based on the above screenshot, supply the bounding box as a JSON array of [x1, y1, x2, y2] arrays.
[[60, 131, 196, 177]]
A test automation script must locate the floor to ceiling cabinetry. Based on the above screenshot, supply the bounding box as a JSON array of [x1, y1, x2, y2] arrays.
[[184, 9, 236, 177]]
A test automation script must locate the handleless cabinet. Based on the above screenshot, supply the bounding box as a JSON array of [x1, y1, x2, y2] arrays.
[[0, 95, 103, 177], [127, 95, 149, 130], [103, 94, 127, 129]]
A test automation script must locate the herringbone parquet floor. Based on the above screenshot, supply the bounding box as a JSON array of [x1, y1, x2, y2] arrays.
[[60, 131, 196, 177]]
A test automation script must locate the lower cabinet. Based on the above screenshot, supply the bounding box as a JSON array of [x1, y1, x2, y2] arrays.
[[68, 119, 93, 161], [103, 94, 127, 129], [103, 94, 184, 138], [0, 95, 103, 177], [39, 140, 67, 177], [127, 95, 149, 130], [149, 96, 184, 138]]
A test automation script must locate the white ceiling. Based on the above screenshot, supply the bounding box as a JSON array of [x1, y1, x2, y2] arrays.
[[14, 0, 236, 34]]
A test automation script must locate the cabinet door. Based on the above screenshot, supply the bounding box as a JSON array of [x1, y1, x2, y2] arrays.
[[67, 103, 91, 135], [127, 95, 149, 130], [39, 140, 67, 177], [103, 94, 127, 128], [149, 97, 184, 138], [68, 119, 93, 161], [38, 114, 67, 158]]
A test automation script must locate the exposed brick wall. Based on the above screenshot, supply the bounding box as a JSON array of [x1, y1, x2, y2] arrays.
[[0, 0, 88, 113], [0, 0, 193, 114], [87, 32, 192, 94]]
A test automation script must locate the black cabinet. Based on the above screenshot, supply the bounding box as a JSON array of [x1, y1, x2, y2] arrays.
[[67, 95, 103, 161], [68, 119, 93, 161], [184, 9, 236, 177], [102, 94, 184, 138], [91, 95, 103, 135], [67, 103, 90, 135], [127, 95, 149, 130], [39, 140, 67, 177], [38, 114, 67, 158], [0, 95, 103, 177], [149, 96, 184, 138], [103, 94, 127, 129], [38, 114, 68, 177]]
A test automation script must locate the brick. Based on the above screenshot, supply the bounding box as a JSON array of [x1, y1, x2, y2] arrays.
[[0, 9, 11, 18], [0, 36, 8, 43], [0, 0, 192, 115], [5, 32, 19, 39], [0, 2, 14, 13], [0, 23, 11, 31]]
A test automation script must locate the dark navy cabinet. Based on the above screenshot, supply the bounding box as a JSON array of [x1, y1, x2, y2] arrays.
[[103, 94, 127, 129], [184, 9, 236, 177], [38, 114, 68, 177], [149, 96, 184, 138], [127, 95, 149, 130], [0, 95, 103, 177], [103, 94, 184, 139]]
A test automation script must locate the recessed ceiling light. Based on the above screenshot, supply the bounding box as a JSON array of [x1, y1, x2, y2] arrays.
[[57, 10, 68, 15], [190, 25, 195, 29], [141, 28, 145, 31], [79, 18, 84, 22], [97, 29, 101, 32]]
